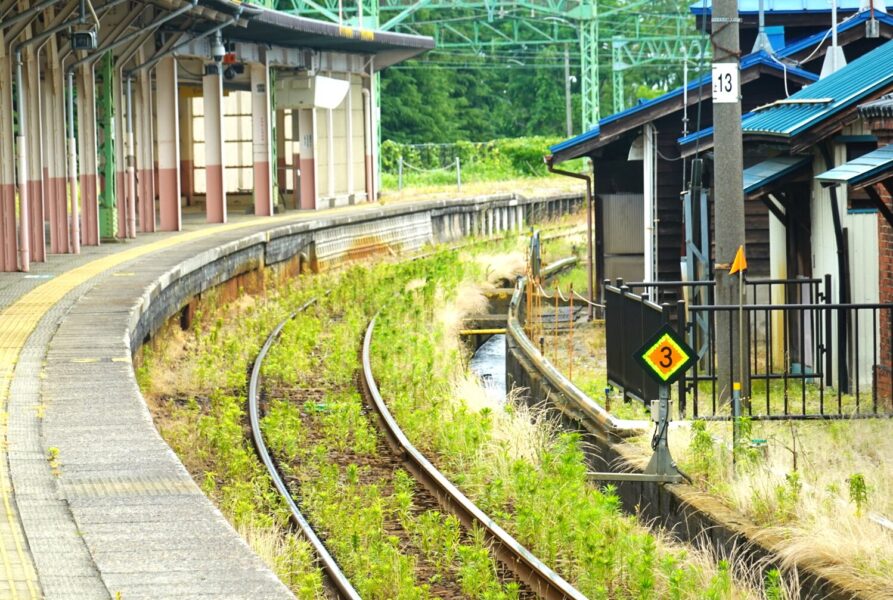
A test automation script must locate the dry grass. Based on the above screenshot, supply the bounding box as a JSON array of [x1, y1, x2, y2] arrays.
[[141, 325, 196, 399], [453, 374, 557, 467], [434, 281, 490, 340], [473, 250, 526, 285], [236, 523, 327, 599], [654, 417, 893, 594]]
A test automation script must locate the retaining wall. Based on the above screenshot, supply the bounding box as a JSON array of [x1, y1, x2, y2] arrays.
[[130, 192, 583, 355]]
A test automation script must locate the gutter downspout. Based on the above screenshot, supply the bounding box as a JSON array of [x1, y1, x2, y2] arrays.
[[546, 155, 598, 320], [124, 74, 135, 237], [66, 67, 80, 252], [361, 87, 374, 201], [820, 142, 850, 393]]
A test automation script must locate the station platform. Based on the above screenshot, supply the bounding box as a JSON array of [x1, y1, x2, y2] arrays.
[[0, 210, 337, 600], [0, 192, 579, 599]]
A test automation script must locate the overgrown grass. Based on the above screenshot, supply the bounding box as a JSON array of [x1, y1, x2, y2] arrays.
[[381, 137, 587, 187], [258, 261, 521, 598], [370, 253, 771, 598], [139, 250, 531, 598], [139, 278, 331, 598]]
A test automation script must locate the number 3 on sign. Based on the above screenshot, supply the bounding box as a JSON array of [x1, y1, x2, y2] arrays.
[[659, 345, 673, 368], [712, 63, 739, 104]]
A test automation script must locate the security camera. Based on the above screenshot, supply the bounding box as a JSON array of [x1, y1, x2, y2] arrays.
[[211, 32, 226, 63], [71, 29, 98, 50], [223, 63, 244, 80]]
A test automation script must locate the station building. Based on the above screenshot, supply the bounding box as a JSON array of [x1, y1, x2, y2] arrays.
[[0, 0, 434, 272], [550, 0, 893, 397]]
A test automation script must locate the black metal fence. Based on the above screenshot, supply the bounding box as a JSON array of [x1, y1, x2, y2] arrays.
[[605, 283, 663, 403], [605, 278, 893, 420], [624, 276, 824, 308], [680, 301, 893, 419]]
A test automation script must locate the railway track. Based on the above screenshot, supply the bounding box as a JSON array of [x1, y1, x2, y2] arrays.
[[247, 297, 586, 599], [361, 316, 586, 600], [247, 297, 361, 600]]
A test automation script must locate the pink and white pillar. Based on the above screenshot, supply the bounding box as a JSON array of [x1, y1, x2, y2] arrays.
[[155, 56, 181, 231], [0, 44, 17, 271], [77, 64, 100, 245], [202, 64, 226, 223], [362, 83, 374, 203], [178, 88, 194, 208], [297, 108, 316, 210], [24, 44, 45, 263], [43, 43, 69, 254], [250, 60, 273, 217], [136, 62, 156, 233], [291, 109, 300, 209], [115, 70, 128, 239], [275, 107, 287, 200]]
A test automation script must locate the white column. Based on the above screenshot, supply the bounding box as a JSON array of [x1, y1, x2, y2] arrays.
[[202, 63, 226, 223], [643, 123, 657, 282], [156, 56, 181, 231], [250, 60, 273, 216]]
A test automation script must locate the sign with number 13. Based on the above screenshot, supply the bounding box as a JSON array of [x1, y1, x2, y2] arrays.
[[712, 63, 739, 104]]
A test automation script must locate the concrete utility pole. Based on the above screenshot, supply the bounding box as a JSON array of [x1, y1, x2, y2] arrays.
[[564, 45, 573, 137], [711, 0, 748, 399]]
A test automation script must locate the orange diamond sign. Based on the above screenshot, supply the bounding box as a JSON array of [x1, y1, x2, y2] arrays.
[[635, 324, 696, 385]]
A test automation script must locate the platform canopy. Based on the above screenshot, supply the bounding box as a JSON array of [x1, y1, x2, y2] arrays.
[[744, 156, 812, 196], [815, 144, 893, 188]]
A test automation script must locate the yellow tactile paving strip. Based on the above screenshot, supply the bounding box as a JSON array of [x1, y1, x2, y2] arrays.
[[0, 208, 354, 599]]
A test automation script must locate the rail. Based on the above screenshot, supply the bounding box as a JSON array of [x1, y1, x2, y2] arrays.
[[248, 298, 362, 600], [361, 316, 587, 600]]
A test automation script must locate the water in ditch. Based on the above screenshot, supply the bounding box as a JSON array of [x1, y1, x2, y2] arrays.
[[469, 334, 507, 404]]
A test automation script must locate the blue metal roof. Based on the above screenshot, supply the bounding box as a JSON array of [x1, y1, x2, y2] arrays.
[[549, 123, 599, 155], [815, 144, 893, 186], [744, 39, 893, 137], [775, 11, 893, 59], [549, 50, 816, 159], [691, 0, 864, 15], [678, 112, 757, 146], [744, 156, 812, 194]]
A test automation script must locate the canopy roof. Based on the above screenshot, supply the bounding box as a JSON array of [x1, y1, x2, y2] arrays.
[[815, 144, 893, 188]]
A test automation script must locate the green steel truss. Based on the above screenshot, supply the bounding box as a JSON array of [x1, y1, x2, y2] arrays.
[[274, 0, 705, 129], [612, 34, 711, 114]]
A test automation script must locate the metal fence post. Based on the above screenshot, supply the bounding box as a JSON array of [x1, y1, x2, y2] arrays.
[[398, 155, 404, 191], [456, 156, 461, 192], [677, 299, 687, 418], [824, 273, 833, 387]]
